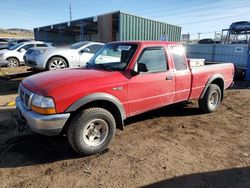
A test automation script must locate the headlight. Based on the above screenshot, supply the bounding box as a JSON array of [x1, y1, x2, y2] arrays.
[[31, 94, 56, 115]]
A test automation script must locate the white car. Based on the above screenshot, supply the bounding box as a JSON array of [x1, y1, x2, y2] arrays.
[[24, 41, 104, 71], [0, 41, 53, 67]]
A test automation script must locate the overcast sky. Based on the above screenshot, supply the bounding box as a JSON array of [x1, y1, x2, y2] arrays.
[[0, 0, 250, 39]]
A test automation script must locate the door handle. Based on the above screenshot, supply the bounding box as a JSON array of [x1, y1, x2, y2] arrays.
[[166, 76, 173, 80]]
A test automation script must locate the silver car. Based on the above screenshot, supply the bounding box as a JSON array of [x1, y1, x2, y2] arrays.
[[24, 41, 104, 70], [0, 41, 53, 67]]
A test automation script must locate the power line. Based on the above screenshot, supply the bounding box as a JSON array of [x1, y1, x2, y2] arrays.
[[133, 0, 248, 22], [187, 31, 221, 36], [180, 12, 250, 26], [153, 3, 249, 21]]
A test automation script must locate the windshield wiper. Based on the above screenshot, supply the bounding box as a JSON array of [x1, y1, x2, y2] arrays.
[[86, 62, 93, 68], [86, 62, 113, 72], [97, 63, 113, 72]]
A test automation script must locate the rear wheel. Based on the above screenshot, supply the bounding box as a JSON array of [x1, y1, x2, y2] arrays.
[[67, 107, 116, 155], [7, 57, 19, 67], [199, 84, 222, 113], [47, 57, 67, 70]]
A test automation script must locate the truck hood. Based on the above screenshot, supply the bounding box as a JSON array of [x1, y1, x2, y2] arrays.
[[21, 68, 124, 96]]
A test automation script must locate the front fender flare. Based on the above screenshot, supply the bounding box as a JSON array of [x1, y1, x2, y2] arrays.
[[65, 92, 126, 120]]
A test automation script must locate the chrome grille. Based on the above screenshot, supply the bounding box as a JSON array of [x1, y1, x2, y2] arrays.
[[19, 85, 33, 109]]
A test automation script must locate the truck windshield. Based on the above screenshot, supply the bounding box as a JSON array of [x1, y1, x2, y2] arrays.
[[87, 43, 138, 71]]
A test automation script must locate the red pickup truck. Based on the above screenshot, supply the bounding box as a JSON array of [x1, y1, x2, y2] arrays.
[[16, 41, 234, 155]]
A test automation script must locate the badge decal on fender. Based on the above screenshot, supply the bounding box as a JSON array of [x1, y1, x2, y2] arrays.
[[112, 86, 123, 91]]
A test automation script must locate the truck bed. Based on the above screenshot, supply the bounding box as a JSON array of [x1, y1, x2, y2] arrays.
[[189, 63, 234, 100]]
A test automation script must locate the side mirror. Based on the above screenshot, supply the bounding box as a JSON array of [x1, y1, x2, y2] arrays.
[[131, 63, 148, 76], [19, 48, 26, 53], [138, 63, 148, 72], [131, 69, 139, 76], [80, 47, 91, 54]]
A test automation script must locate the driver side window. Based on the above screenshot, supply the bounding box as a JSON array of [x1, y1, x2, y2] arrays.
[[137, 47, 167, 73]]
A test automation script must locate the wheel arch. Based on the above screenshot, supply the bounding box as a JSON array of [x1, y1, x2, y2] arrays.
[[6, 56, 20, 63], [200, 74, 225, 101], [46, 55, 69, 68], [65, 93, 126, 131]]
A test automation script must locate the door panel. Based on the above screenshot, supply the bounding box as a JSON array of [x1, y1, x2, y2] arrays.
[[127, 47, 175, 116], [128, 71, 175, 116], [173, 70, 191, 102]]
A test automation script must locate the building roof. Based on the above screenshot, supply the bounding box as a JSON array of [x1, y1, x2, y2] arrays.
[[34, 10, 180, 31]]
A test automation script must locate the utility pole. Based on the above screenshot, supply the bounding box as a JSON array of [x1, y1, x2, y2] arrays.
[[69, 3, 72, 21], [197, 32, 201, 41], [214, 31, 217, 42]]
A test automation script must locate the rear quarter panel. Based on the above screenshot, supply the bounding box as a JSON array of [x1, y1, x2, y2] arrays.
[[189, 63, 234, 99]]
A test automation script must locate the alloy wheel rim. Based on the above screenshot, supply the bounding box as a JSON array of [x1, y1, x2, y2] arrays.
[[8, 59, 17, 67], [50, 59, 66, 70], [209, 91, 219, 108], [82, 119, 109, 147]]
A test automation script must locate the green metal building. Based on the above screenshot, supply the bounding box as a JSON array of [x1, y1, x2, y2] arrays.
[[34, 11, 181, 44]]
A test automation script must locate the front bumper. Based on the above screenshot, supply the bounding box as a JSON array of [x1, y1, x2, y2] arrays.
[[24, 53, 46, 70], [15, 97, 70, 136]]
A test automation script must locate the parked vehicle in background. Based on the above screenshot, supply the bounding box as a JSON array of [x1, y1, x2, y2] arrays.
[[0, 38, 11, 50], [198, 38, 220, 44], [24, 41, 104, 71], [0, 41, 53, 67], [0, 38, 10, 45], [7, 39, 32, 49], [0, 38, 32, 50], [15, 41, 234, 155]]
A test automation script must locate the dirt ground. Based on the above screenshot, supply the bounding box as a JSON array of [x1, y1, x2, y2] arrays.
[[0, 66, 33, 107], [0, 67, 250, 188]]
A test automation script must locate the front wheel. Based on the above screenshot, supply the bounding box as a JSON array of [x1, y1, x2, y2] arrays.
[[7, 57, 19, 67], [47, 57, 67, 71], [67, 108, 116, 155], [199, 84, 222, 113]]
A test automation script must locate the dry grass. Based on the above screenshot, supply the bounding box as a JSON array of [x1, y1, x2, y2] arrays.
[[0, 33, 33, 39]]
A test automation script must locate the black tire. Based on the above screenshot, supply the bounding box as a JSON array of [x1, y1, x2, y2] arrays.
[[46, 57, 67, 71], [67, 107, 116, 155], [199, 84, 222, 113], [7, 57, 19, 67]]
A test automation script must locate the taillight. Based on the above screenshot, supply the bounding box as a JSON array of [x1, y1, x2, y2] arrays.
[[232, 65, 236, 78]]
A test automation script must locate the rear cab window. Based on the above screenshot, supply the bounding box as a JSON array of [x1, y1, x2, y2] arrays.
[[137, 47, 168, 73], [170, 45, 187, 71]]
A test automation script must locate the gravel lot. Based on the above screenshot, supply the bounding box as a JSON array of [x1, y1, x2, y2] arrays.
[[0, 67, 249, 188]]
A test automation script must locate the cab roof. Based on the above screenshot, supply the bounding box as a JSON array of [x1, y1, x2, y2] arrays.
[[109, 41, 180, 46]]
